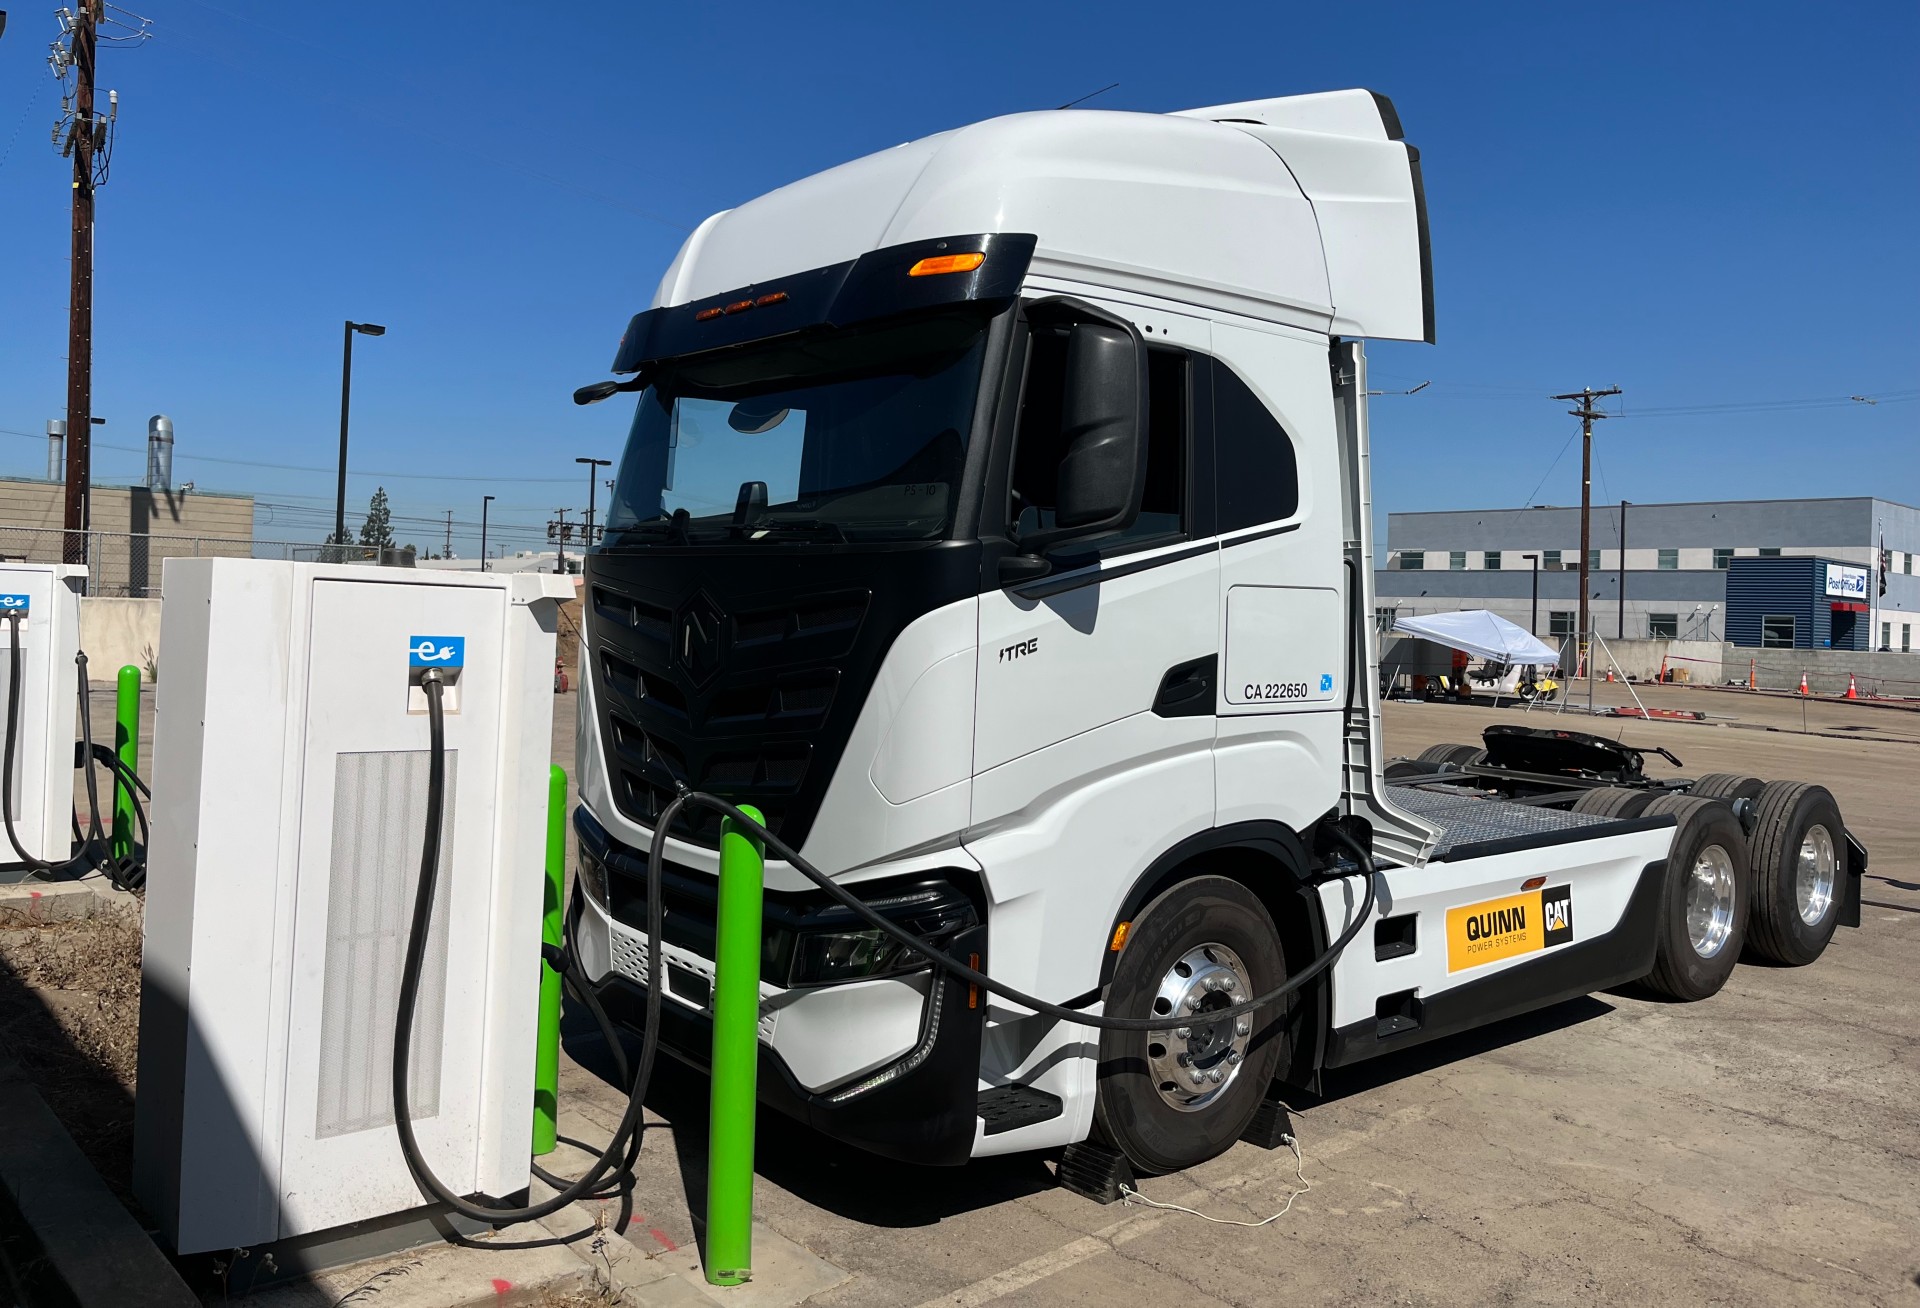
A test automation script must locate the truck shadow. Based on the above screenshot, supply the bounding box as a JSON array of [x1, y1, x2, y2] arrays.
[[1304, 995, 1616, 1104]]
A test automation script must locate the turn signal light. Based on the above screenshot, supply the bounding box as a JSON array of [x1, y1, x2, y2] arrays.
[[1109, 921, 1131, 952], [754, 291, 789, 307], [724, 299, 754, 314], [694, 307, 723, 322], [1521, 875, 1547, 890], [908, 251, 985, 277]]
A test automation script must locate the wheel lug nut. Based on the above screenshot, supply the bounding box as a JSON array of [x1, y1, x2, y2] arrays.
[[1208, 1068, 1224, 1083], [1177, 1052, 1192, 1066], [1235, 1019, 1250, 1035], [1226, 1050, 1241, 1065], [1190, 1069, 1206, 1085], [1187, 995, 1202, 1009], [1175, 1026, 1190, 1038]]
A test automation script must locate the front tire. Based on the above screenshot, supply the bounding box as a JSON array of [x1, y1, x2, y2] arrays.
[[1642, 795, 1751, 1000], [1093, 876, 1287, 1174]]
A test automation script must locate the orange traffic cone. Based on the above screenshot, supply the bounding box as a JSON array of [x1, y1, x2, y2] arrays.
[[1748, 659, 1757, 690], [1605, 669, 1615, 683], [1798, 672, 1810, 696], [1658, 655, 1669, 683], [1845, 672, 1858, 700]]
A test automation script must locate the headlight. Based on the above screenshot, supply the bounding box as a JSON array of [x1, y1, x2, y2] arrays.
[[787, 928, 927, 986], [578, 845, 610, 913]]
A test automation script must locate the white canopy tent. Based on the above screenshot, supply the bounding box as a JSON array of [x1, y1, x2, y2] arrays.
[[1390, 610, 1561, 667]]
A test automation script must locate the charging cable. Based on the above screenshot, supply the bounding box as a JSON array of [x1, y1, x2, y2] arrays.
[[391, 670, 1376, 1225]]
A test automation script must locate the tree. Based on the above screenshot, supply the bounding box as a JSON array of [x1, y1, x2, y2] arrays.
[[359, 487, 394, 550]]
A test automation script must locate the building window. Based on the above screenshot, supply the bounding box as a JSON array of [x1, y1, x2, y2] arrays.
[[1759, 547, 1781, 557], [1884, 621, 1894, 651], [1588, 549, 1601, 571], [1713, 548, 1733, 570], [1543, 549, 1562, 568], [1648, 613, 1678, 639], [1548, 611, 1575, 638], [1399, 550, 1424, 571], [1375, 606, 1399, 634], [1484, 551, 1502, 571], [1449, 551, 1466, 571], [1657, 548, 1678, 571], [1905, 623, 1912, 653], [1906, 553, 1913, 575], [1762, 615, 1796, 649]]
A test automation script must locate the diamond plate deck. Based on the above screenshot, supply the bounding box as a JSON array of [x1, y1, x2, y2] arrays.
[[1389, 783, 1608, 859]]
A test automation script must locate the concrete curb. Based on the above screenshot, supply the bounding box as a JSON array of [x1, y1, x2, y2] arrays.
[[0, 1041, 197, 1307], [0, 876, 140, 924]]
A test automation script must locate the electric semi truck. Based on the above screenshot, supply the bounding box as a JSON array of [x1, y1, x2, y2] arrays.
[[567, 90, 1864, 1179]]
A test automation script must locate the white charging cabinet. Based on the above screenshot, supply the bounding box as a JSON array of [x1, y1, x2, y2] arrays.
[[134, 559, 571, 1254], [0, 563, 86, 877]]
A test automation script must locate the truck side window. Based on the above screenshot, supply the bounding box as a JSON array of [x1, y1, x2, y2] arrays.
[[1212, 361, 1299, 533], [1008, 331, 1188, 556]]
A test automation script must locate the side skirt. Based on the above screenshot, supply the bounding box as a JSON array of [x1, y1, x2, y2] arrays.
[[1322, 859, 1666, 1069]]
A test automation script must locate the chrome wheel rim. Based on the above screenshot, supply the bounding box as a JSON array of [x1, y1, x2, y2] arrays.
[[1796, 824, 1836, 926], [1145, 943, 1253, 1112], [1687, 843, 1737, 958]]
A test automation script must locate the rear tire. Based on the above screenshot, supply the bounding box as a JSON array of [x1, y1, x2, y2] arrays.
[[1093, 876, 1288, 1175], [1571, 786, 1658, 818], [1743, 781, 1845, 966], [1417, 742, 1485, 768], [1641, 795, 1751, 1000], [1690, 772, 1765, 804]]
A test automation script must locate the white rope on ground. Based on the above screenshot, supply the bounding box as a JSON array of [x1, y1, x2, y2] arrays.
[[1118, 1134, 1310, 1227]]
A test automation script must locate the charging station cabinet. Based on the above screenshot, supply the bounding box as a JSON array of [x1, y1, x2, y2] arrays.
[[0, 563, 86, 879], [134, 559, 572, 1255]]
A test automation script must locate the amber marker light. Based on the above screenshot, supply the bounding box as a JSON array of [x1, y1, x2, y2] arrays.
[[908, 251, 986, 277]]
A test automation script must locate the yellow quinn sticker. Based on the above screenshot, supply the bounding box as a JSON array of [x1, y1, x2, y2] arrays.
[[1446, 886, 1573, 973]]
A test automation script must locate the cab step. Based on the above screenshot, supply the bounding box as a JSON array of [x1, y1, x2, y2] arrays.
[[976, 1084, 1063, 1135]]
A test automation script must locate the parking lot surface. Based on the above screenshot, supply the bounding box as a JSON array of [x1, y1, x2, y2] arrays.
[[550, 684, 1920, 1307]]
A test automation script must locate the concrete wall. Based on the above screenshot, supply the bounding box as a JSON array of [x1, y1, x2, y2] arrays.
[[0, 478, 255, 597], [78, 597, 162, 682]]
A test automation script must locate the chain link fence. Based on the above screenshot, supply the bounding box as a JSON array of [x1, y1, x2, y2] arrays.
[[0, 527, 413, 597]]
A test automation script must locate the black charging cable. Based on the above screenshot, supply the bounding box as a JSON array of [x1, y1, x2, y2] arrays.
[[392, 668, 1377, 1227], [0, 610, 147, 890]]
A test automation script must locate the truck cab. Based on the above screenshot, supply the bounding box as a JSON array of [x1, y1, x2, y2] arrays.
[[569, 91, 1851, 1176]]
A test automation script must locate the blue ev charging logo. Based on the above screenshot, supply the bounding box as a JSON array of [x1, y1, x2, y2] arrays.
[[1318, 673, 1334, 693], [409, 636, 465, 669], [0, 595, 30, 617]]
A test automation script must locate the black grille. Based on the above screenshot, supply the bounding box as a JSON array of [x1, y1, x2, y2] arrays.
[[583, 542, 983, 851]]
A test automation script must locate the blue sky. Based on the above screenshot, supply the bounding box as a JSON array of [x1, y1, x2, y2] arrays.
[[0, 1, 1914, 558]]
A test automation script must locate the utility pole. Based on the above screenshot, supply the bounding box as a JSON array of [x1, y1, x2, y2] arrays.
[[443, 510, 453, 560], [49, 2, 148, 567], [480, 494, 494, 571], [552, 508, 569, 574], [1549, 386, 1621, 675], [60, 2, 98, 566], [576, 456, 611, 551]]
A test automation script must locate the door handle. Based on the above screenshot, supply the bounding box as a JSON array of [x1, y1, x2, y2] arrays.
[[1152, 655, 1216, 718]]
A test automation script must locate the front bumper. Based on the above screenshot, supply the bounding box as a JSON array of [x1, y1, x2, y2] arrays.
[[571, 817, 988, 1167]]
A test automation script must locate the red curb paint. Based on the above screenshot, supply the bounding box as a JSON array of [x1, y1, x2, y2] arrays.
[[649, 1227, 678, 1252]]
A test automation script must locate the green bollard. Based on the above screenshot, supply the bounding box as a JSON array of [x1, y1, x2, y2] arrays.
[[112, 666, 140, 863], [705, 804, 765, 1286], [532, 766, 567, 1156]]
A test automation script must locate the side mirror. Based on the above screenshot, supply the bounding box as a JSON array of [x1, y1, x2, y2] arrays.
[[1016, 318, 1148, 555]]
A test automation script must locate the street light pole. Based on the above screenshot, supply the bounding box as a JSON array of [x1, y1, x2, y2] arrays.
[[1618, 500, 1630, 639], [576, 456, 611, 552], [335, 320, 386, 558], [1522, 553, 1539, 633], [480, 494, 494, 571]]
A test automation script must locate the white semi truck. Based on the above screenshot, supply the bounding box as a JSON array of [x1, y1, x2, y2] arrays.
[[567, 90, 1863, 1182]]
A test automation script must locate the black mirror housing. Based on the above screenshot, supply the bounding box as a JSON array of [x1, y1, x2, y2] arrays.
[[1015, 306, 1149, 555]]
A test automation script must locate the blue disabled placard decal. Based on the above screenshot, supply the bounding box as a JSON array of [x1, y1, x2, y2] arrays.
[[408, 635, 465, 668], [0, 595, 30, 617]]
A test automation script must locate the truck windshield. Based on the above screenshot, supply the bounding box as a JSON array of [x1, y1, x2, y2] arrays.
[[603, 309, 990, 545]]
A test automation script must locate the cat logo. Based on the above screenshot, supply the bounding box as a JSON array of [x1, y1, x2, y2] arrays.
[[1445, 885, 1574, 972]]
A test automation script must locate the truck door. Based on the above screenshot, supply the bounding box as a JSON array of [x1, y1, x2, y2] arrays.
[[971, 305, 1216, 828]]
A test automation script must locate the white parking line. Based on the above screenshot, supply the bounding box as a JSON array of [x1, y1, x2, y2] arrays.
[[909, 1212, 1171, 1308]]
